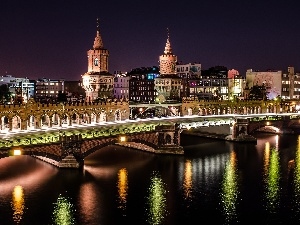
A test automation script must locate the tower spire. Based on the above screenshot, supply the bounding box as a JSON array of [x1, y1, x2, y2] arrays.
[[93, 18, 103, 49], [164, 27, 172, 54], [167, 27, 170, 40], [97, 17, 100, 31]]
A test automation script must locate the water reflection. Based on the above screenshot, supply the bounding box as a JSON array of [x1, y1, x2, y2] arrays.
[[147, 172, 167, 225], [264, 142, 270, 175], [11, 185, 25, 224], [264, 139, 280, 213], [293, 136, 300, 213], [183, 160, 192, 200], [78, 182, 99, 224], [52, 194, 75, 225], [117, 168, 128, 213], [221, 151, 239, 223]]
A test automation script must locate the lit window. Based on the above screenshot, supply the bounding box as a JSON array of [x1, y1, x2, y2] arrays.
[[94, 58, 99, 66]]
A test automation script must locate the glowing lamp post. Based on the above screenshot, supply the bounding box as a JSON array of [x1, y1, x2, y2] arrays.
[[13, 149, 22, 156], [120, 136, 126, 142]]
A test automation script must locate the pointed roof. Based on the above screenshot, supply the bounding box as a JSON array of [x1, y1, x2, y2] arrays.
[[164, 28, 173, 54], [93, 18, 103, 49]]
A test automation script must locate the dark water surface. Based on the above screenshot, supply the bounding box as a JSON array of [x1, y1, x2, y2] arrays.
[[1, 133, 300, 225]]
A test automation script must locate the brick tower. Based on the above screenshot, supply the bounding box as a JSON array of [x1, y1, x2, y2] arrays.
[[154, 28, 182, 103], [81, 18, 114, 102]]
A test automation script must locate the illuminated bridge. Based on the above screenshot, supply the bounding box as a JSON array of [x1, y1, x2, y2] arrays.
[[1, 112, 300, 169], [1, 98, 300, 169]]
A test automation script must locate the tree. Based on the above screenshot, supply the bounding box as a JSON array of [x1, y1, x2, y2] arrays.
[[248, 85, 268, 100], [0, 84, 11, 103], [57, 91, 67, 103]]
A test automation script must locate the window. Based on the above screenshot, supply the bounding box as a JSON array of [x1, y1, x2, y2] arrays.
[[94, 58, 99, 66]]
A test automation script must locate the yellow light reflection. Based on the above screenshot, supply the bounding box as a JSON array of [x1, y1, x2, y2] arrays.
[[183, 160, 193, 200], [11, 185, 25, 224], [265, 148, 280, 213], [147, 173, 167, 225], [52, 194, 75, 225], [221, 151, 238, 222], [117, 168, 128, 212]]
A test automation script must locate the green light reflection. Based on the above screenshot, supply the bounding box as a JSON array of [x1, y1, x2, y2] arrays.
[[265, 148, 280, 213], [293, 136, 300, 212], [52, 194, 76, 225], [146, 173, 167, 225], [221, 152, 239, 223]]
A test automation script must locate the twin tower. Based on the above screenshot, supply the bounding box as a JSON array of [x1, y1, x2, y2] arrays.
[[81, 19, 182, 103]]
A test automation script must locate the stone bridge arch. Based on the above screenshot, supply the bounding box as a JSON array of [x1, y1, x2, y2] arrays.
[[1, 124, 183, 168], [247, 120, 284, 134]]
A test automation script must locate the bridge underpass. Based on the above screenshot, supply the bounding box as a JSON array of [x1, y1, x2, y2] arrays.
[[129, 102, 181, 119]]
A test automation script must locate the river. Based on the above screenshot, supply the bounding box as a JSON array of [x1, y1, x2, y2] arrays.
[[0, 132, 300, 225]]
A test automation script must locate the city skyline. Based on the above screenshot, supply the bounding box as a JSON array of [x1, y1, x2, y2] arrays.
[[1, 0, 300, 81]]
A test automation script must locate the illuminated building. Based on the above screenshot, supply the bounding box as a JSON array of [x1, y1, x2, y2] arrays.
[[245, 69, 282, 100], [81, 18, 114, 102], [189, 66, 229, 100], [228, 74, 246, 100], [0, 75, 35, 103], [281, 66, 300, 99], [35, 78, 64, 103], [128, 66, 159, 103], [114, 73, 130, 100], [176, 62, 201, 98], [154, 28, 182, 103]]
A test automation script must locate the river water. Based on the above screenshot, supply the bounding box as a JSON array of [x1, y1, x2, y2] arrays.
[[0, 132, 300, 225]]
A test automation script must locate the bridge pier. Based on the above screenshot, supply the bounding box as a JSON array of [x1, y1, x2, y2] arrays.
[[226, 118, 256, 142], [58, 133, 84, 169], [155, 124, 184, 154]]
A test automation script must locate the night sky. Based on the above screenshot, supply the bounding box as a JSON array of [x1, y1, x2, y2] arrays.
[[1, 0, 300, 81]]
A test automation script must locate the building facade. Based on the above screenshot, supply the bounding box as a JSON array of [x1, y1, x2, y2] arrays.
[[176, 63, 201, 98], [128, 67, 159, 103], [189, 66, 229, 100], [281, 66, 300, 99], [246, 69, 282, 100], [114, 73, 130, 100], [0, 75, 35, 103], [35, 78, 64, 103], [81, 19, 114, 102]]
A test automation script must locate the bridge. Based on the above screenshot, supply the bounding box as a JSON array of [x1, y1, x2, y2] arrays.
[[1, 98, 300, 169]]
